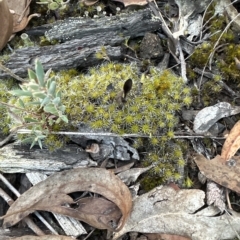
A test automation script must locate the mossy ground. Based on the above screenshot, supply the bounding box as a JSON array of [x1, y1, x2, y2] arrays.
[[49, 62, 192, 187]]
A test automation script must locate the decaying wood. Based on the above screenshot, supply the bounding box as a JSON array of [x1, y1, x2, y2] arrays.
[[0, 143, 97, 173], [0, 9, 161, 78]]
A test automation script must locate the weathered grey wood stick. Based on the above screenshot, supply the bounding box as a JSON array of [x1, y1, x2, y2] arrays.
[[0, 9, 161, 78], [0, 143, 97, 173]]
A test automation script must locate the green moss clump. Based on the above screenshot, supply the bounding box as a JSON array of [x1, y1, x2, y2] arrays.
[[0, 79, 17, 135], [57, 63, 191, 136], [53, 62, 192, 186]]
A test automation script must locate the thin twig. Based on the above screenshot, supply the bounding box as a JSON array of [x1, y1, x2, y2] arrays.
[[178, 42, 188, 83], [16, 129, 226, 140], [193, 67, 240, 97], [200, 0, 216, 37], [0, 133, 14, 147], [0, 187, 45, 236], [83, 228, 95, 240], [0, 63, 26, 82], [0, 173, 58, 235]]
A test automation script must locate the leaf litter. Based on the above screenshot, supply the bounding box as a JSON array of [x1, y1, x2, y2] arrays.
[[193, 120, 240, 194], [1, 168, 132, 232]]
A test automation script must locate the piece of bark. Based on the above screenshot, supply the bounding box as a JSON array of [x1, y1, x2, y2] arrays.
[[33, 9, 161, 43], [0, 9, 161, 78], [0, 44, 121, 78], [0, 143, 97, 173]]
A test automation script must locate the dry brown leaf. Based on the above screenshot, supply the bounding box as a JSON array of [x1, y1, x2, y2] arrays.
[[193, 154, 240, 193], [0, 0, 13, 51], [75, 197, 122, 229], [113, 186, 210, 240], [112, 0, 152, 7], [221, 120, 240, 161], [2, 168, 132, 231], [12, 236, 74, 240], [7, 0, 40, 33]]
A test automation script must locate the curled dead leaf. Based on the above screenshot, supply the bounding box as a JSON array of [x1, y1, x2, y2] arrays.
[[75, 197, 122, 229], [193, 154, 240, 194], [221, 120, 240, 161], [7, 0, 40, 33], [0, 0, 13, 51], [13, 13, 41, 33], [2, 168, 132, 231]]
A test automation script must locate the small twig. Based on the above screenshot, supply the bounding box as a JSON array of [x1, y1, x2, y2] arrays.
[[83, 228, 95, 240], [17, 129, 226, 140], [208, 43, 229, 69], [0, 188, 45, 236], [0, 63, 26, 82], [124, 54, 141, 63], [226, 189, 232, 210], [193, 68, 240, 97], [200, 0, 216, 37], [0, 173, 58, 235], [0, 133, 14, 148], [178, 42, 188, 83]]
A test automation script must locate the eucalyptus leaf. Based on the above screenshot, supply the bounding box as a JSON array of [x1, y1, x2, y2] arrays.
[[59, 105, 66, 112], [21, 137, 35, 145], [26, 101, 41, 105], [41, 96, 51, 107], [59, 5, 67, 10], [56, 117, 61, 124], [35, 59, 45, 87], [18, 99, 25, 108], [48, 2, 59, 10], [48, 118, 54, 126], [33, 92, 47, 99], [28, 83, 40, 91], [38, 139, 43, 149], [48, 81, 56, 96], [30, 140, 37, 149], [56, 90, 61, 98], [60, 115, 68, 123], [28, 69, 37, 83], [10, 89, 32, 97], [24, 117, 39, 123], [52, 97, 60, 106], [44, 104, 58, 115], [44, 68, 52, 81]]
